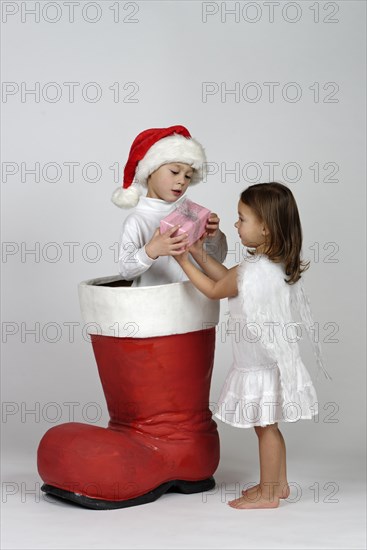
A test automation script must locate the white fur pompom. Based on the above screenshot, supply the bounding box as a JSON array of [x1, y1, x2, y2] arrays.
[[111, 185, 141, 208]]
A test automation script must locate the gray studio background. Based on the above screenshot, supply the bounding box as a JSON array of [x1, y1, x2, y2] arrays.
[[1, 1, 366, 549]]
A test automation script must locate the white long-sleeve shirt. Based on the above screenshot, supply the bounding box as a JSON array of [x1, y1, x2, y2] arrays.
[[118, 195, 228, 287]]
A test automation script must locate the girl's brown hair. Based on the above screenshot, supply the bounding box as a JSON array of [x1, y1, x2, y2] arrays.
[[240, 182, 309, 284]]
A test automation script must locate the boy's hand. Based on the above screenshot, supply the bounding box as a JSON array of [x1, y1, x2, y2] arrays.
[[205, 213, 220, 238], [145, 226, 189, 260]]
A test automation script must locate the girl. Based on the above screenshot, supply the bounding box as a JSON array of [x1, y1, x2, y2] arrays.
[[174, 182, 330, 510]]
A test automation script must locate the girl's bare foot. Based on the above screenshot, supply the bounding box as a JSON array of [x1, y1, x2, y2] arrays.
[[228, 493, 280, 509], [242, 483, 290, 500]]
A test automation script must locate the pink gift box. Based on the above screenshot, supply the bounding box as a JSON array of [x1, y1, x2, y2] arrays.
[[160, 199, 211, 248]]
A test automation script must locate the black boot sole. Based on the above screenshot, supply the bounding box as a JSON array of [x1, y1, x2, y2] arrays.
[[41, 477, 216, 510]]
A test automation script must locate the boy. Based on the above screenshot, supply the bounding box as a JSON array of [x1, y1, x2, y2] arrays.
[[112, 125, 227, 286]]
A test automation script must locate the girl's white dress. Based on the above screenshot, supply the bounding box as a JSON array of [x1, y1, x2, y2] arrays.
[[214, 254, 330, 428]]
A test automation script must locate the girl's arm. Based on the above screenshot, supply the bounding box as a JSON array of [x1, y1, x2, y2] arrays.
[[176, 252, 238, 300], [203, 212, 228, 264], [189, 235, 229, 281]]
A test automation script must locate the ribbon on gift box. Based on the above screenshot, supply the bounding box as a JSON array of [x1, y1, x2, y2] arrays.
[[160, 198, 211, 248], [175, 199, 200, 222]]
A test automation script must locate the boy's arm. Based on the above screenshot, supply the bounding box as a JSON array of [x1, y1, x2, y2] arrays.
[[145, 227, 188, 259], [118, 218, 155, 280], [177, 255, 238, 300], [118, 218, 189, 280]]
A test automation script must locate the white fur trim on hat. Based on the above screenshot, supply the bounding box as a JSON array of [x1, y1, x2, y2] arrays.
[[111, 183, 141, 208], [135, 134, 206, 186]]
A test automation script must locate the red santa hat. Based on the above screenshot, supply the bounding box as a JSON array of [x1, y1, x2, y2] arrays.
[[111, 125, 206, 208]]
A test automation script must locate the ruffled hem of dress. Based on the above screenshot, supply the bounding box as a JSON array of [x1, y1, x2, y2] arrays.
[[213, 410, 317, 429], [213, 364, 318, 428]]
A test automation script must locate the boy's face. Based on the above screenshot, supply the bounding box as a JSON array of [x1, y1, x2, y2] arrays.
[[146, 163, 194, 202]]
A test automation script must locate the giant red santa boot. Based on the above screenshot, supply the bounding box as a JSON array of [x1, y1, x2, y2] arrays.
[[37, 277, 220, 509]]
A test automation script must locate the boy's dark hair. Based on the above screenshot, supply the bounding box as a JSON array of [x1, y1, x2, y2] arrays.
[[240, 182, 309, 284]]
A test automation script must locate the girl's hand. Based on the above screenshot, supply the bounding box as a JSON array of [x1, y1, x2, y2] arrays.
[[205, 213, 220, 238], [189, 232, 207, 255], [145, 226, 189, 259]]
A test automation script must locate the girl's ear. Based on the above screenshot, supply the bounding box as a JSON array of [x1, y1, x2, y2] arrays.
[[262, 224, 270, 237]]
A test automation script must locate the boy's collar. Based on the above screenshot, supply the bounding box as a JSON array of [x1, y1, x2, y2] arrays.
[[138, 193, 187, 209]]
